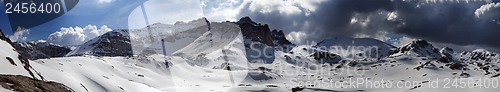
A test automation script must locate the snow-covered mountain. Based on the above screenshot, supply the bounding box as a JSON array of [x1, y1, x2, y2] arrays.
[[13, 41, 71, 60], [4, 17, 500, 92], [25, 20, 250, 92], [67, 18, 210, 57], [66, 29, 132, 57], [130, 18, 209, 56], [390, 39, 442, 58]]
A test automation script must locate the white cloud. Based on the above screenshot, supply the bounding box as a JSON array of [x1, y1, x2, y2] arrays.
[[387, 12, 398, 21], [247, 0, 302, 15], [48, 25, 112, 46], [9, 27, 30, 42], [475, 3, 500, 17], [99, 0, 115, 4], [128, 0, 204, 29], [246, 0, 325, 15], [201, 0, 326, 22], [200, 0, 248, 22]]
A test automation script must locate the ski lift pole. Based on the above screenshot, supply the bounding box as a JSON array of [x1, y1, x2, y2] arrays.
[[222, 47, 236, 86], [161, 39, 167, 56]]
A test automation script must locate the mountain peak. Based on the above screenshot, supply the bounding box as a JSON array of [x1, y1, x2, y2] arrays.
[[237, 16, 258, 25], [391, 39, 441, 57], [410, 39, 432, 48], [66, 30, 132, 57]]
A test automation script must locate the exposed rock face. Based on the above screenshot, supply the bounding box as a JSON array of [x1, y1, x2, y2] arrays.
[[236, 17, 275, 46], [235, 17, 296, 64], [0, 74, 73, 92], [235, 17, 295, 47], [90, 30, 133, 56], [13, 41, 71, 60], [271, 29, 295, 50]]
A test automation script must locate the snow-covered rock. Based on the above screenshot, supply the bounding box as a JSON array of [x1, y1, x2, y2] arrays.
[[440, 47, 455, 58], [391, 39, 441, 58], [13, 41, 71, 60]]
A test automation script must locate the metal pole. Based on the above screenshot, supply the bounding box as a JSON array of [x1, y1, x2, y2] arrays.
[[161, 39, 167, 56]]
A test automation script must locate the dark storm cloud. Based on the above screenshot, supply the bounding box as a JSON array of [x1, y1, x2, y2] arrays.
[[392, 1, 500, 49], [227, 0, 500, 51], [233, 0, 396, 43], [301, 0, 395, 41]]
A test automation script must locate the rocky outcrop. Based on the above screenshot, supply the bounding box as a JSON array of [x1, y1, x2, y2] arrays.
[[89, 30, 133, 56], [271, 29, 295, 49], [0, 74, 73, 92], [235, 17, 296, 64], [235, 17, 295, 47], [236, 17, 275, 46]]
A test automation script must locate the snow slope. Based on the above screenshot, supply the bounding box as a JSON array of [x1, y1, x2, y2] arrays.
[[31, 56, 167, 92], [0, 30, 72, 92], [29, 21, 250, 92], [168, 22, 250, 92], [0, 33, 43, 80]]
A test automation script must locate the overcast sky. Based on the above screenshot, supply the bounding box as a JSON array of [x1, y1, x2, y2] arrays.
[[1, 0, 499, 52], [201, 0, 500, 53]]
